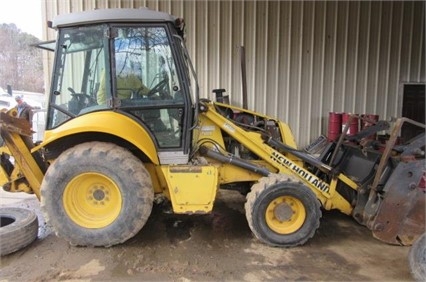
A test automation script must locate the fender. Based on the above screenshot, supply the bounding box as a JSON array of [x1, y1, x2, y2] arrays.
[[36, 111, 159, 164]]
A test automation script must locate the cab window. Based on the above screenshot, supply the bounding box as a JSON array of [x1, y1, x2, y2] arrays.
[[111, 26, 185, 148]]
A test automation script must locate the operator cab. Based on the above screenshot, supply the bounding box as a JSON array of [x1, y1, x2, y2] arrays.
[[45, 9, 196, 164]]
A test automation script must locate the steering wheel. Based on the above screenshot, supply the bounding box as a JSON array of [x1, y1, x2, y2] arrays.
[[68, 87, 97, 106], [143, 78, 171, 99]]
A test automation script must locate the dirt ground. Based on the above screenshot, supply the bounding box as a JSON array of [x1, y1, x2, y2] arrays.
[[0, 189, 414, 282]]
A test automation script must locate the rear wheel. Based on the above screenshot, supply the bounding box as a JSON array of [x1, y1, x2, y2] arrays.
[[41, 142, 154, 247], [245, 174, 321, 247]]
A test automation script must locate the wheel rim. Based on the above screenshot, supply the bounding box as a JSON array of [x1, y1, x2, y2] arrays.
[[63, 172, 122, 229], [265, 195, 306, 234]]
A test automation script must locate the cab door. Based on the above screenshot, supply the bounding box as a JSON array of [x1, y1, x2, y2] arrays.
[[109, 25, 191, 164]]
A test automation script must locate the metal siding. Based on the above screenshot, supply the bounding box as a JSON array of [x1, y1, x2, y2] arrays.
[[254, 1, 267, 115], [245, 1, 256, 111], [323, 1, 338, 119], [312, 1, 327, 134], [334, 1, 348, 112], [400, 1, 414, 83], [390, 1, 404, 117], [287, 1, 302, 140], [356, 1, 371, 116], [208, 1, 220, 98], [219, 0, 232, 102], [278, 1, 291, 123], [377, 1, 391, 117], [300, 2, 314, 143], [231, 1, 244, 106], [265, 1, 279, 117], [42, 0, 425, 146], [412, 1, 425, 82], [345, 1, 359, 114], [367, 2, 381, 115]]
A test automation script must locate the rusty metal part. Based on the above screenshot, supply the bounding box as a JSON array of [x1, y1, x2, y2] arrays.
[[346, 120, 390, 142], [370, 160, 425, 245], [371, 117, 425, 193], [0, 112, 33, 137], [362, 117, 426, 245], [0, 112, 43, 198]]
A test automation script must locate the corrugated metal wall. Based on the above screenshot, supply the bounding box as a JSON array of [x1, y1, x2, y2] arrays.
[[42, 0, 425, 146]]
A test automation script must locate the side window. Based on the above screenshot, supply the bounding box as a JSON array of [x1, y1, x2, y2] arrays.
[[47, 25, 106, 129], [112, 26, 185, 148]]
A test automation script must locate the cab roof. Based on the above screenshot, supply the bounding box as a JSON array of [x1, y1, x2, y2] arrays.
[[51, 8, 177, 28]]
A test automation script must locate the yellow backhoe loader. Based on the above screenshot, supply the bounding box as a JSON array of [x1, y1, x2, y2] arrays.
[[0, 8, 424, 248]]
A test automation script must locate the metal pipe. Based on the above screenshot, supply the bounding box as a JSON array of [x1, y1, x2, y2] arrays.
[[199, 146, 270, 177], [240, 46, 248, 110]]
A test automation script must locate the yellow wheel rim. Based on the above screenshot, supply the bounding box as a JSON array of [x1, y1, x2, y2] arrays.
[[63, 172, 122, 229], [265, 195, 306, 234]]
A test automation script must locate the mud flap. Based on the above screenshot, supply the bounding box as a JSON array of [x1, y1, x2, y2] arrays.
[[370, 160, 425, 245]]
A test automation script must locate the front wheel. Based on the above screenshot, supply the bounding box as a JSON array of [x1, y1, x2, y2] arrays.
[[245, 174, 321, 247], [41, 142, 154, 247]]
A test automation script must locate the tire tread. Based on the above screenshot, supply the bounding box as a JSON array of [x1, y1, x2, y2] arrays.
[[245, 174, 321, 247], [41, 142, 153, 247], [0, 207, 38, 256]]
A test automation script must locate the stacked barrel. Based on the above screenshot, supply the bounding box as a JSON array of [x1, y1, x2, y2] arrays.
[[328, 112, 343, 141], [328, 112, 379, 142]]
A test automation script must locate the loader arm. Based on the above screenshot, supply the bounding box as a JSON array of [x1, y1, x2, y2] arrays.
[[0, 111, 44, 198], [200, 102, 356, 214]]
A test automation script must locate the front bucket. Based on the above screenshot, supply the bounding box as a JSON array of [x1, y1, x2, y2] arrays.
[[371, 160, 425, 245]]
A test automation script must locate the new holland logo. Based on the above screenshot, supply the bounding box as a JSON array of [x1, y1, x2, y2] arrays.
[[271, 151, 330, 194]]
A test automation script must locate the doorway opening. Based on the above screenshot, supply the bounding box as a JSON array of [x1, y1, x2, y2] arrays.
[[401, 84, 425, 142]]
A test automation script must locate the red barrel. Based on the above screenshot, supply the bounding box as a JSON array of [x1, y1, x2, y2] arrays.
[[328, 112, 342, 141], [342, 113, 359, 136]]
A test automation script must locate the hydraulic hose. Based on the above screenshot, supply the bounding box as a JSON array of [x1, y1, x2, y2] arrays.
[[261, 134, 333, 174]]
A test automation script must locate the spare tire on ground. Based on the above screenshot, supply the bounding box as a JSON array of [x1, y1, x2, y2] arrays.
[[0, 207, 38, 256], [409, 233, 426, 281]]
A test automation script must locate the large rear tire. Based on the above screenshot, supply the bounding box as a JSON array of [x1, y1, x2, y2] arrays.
[[245, 174, 321, 247], [41, 142, 154, 247]]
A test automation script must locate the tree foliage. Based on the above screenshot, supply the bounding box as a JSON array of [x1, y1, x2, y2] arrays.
[[0, 23, 44, 93]]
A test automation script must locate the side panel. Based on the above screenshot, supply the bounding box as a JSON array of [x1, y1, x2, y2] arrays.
[[277, 121, 298, 150], [193, 114, 226, 150], [161, 165, 218, 213], [41, 111, 159, 164]]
